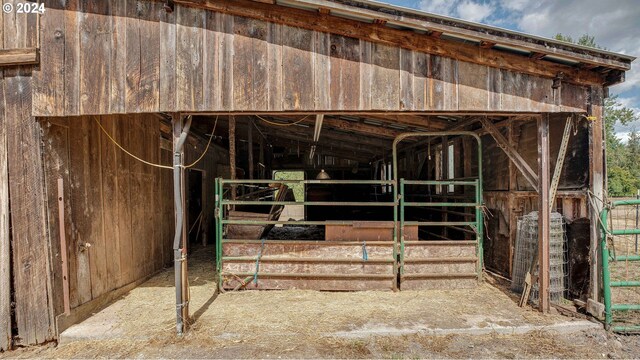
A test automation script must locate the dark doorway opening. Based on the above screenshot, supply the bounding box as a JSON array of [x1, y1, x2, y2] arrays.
[[187, 169, 204, 245]]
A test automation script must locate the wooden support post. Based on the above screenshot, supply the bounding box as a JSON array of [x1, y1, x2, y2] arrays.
[[248, 118, 254, 180], [442, 136, 449, 238], [537, 115, 551, 313], [0, 86, 10, 351], [229, 115, 237, 201], [507, 121, 517, 278], [588, 86, 605, 307], [172, 114, 190, 333]]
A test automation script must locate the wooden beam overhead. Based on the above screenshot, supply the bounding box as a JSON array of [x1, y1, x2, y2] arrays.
[[319, 117, 406, 139], [0, 48, 38, 67], [166, 0, 605, 85], [480, 41, 495, 49], [281, 0, 631, 71]]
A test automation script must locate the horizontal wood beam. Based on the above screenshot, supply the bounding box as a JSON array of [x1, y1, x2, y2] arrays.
[[0, 48, 38, 67], [479, 117, 539, 192], [283, 0, 631, 71], [168, 0, 604, 85], [317, 117, 405, 139]]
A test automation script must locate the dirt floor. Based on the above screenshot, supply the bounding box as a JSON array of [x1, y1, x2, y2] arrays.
[[3, 246, 640, 359]]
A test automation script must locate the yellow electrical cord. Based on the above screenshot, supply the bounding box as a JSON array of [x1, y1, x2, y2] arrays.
[[94, 116, 173, 169], [255, 114, 310, 126], [94, 115, 218, 170], [184, 115, 218, 168]]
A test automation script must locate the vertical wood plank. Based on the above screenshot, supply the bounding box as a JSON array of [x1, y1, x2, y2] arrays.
[[176, 5, 205, 111], [359, 41, 372, 110], [399, 48, 414, 111], [159, 3, 177, 112], [329, 34, 360, 110], [370, 43, 399, 110], [0, 70, 11, 351], [87, 117, 107, 299], [110, 0, 127, 113], [32, 2, 65, 116], [116, 115, 133, 287], [282, 26, 314, 110], [266, 22, 282, 111], [99, 116, 121, 293], [457, 61, 489, 111], [41, 120, 71, 318], [313, 31, 330, 110], [138, 1, 161, 113], [429, 55, 458, 111], [203, 11, 220, 110], [232, 16, 255, 110], [5, 71, 55, 345], [64, 0, 81, 115], [588, 85, 605, 304], [79, 1, 111, 114], [125, 0, 141, 113], [412, 51, 428, 110]]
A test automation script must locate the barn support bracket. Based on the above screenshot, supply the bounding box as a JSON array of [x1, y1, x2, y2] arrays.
[[478, 117, 539, 192]]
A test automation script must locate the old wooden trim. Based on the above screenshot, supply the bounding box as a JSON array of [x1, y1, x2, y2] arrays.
[[281, 0, 632, 71], [167, 0, 604, 85], [0, 48, 38, 67]]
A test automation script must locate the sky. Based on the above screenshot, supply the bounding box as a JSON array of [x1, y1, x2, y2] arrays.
[[382, 0, 640, 138]]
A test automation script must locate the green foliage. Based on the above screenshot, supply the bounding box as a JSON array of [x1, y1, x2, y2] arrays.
[[555, 33, 639, 196], [273, 171, 305, 201]]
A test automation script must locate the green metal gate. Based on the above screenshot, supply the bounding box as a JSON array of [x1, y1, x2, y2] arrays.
[[601, 199, 640, 332], [214, 131, 484, 291]]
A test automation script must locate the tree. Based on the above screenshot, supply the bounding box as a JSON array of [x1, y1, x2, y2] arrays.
[[554, 33, 639, 196]]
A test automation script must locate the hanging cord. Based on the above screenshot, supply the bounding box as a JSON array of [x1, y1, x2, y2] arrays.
[[255, 114, 311, 127], [362, 240, 368, 261], [94, 116, 173, 169], [184, 115, 218, 168], [94, 115, 218, 169], [587, 189, 616, 260], [253, 236, 266, 285]]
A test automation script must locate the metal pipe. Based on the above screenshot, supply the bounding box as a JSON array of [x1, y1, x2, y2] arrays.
[[173, 115, 192, 335]]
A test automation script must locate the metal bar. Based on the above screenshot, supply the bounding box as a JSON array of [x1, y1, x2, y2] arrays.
[[612, 304, 640, 311], [400, 179, 405, 276], [611, 229, 640, 236], [613, 326, 640, 333], [222, 239, 394, 245], [222, 220, 390, 225], [475, 178, 483, 280], [404, 202, 478, 207], [403, 221, 476, 226], [611, 281, 640, 287], [612, 199, 640, 207], [222, 256, 394, 263], [221, 200, 395, 206], [636, 190, 639, 253], [220, 179, 395, 185], [614, 255, 640, 261], [402, 180, 477, 185], [601, 204, 613, 328], [224, 272, 395, 280]]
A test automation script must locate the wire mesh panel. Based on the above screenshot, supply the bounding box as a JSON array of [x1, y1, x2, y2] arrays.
[[511, 211, 567, 304]]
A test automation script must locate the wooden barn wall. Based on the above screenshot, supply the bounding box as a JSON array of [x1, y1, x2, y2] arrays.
[[1, 1, 55, 349], [41, 114, 224, 329], [42, 114, 172, 312], [482, 116, 591, 277], [32, 1, 592, 117]]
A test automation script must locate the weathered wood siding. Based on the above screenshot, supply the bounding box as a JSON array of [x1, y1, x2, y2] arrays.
[[33, 1, 590, 117], [42, 115, 172, 311], [0, 0, 55, 347]]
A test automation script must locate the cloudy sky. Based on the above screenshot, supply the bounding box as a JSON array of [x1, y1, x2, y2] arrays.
[[384, 0, 640, 137]]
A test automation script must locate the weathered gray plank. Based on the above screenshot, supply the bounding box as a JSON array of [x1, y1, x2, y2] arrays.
[[282, 26, 314, 110], [5, 70, 55, 345], [110, 0, 127, 113], [79, 1, 111, 114], [176, 5, 205, 111], [0, 70, 12, 351]]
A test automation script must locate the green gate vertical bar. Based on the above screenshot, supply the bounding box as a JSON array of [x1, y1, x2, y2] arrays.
[[475, 178, 484, 280], [216, 178, 224, 288], [400, 179, 405, 275], [601, 205, 612, 329]]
